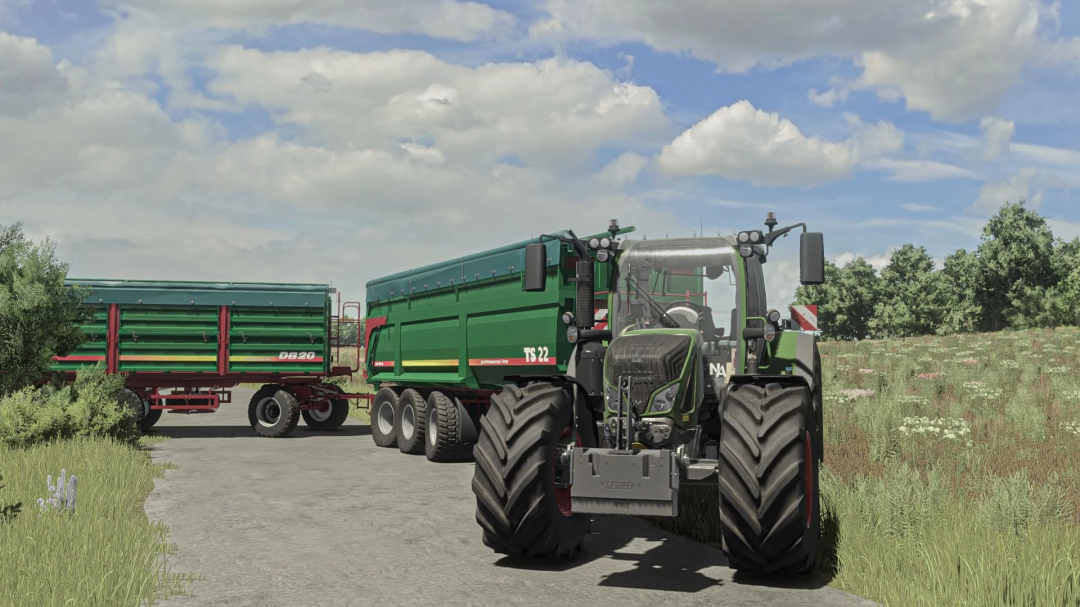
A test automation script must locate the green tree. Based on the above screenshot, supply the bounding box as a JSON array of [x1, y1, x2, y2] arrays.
[[795, 257, 881, 340], [937, 248, 983, 334], [974, 200, 1059, 331], [869, 244, 944, 338], [0, 224, 91, 396]]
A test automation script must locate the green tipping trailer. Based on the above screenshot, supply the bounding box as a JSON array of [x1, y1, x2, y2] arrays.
[[361, 225, 653, 456], [52, 279, 364, 437], [365, 215, 829, 576]]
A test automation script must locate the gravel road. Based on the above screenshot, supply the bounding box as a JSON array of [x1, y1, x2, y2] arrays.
[[144, 387, 878, 607]]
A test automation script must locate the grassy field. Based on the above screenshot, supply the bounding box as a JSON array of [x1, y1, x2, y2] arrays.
[[0, 435, 193, 606], [653, 326, 1080, 606]]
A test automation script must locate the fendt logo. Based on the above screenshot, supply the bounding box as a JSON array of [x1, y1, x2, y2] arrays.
[[278, 352, 318, 360], [606, 482, 635, 490]]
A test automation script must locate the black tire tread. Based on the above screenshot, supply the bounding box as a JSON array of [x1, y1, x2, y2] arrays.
[[471, 382, 587, 559], [249, 386, 301, 438], [719, 382, 816, 574], [370, 387, 399, 447], [396, 389, 426, 454], [302, 385, 351, 431], [426, 392, 473, 461]]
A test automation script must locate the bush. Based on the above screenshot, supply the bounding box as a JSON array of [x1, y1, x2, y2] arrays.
[[0, 223, 92, 397], [0, 364, 139, 449]]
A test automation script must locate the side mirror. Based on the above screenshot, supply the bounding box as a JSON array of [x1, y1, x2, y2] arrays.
[[524, 243, 547, 292], [800, 232, 825, 285]]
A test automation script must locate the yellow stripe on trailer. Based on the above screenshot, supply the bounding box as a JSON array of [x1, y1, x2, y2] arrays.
[[401, 359, 459, 367]]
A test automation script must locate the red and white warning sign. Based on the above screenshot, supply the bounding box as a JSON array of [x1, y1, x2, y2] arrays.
[[790, 305, 819, 331], [594, 308, 609, 330]]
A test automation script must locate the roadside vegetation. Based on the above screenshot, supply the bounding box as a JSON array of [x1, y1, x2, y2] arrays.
[[654, 328, 1080, 605], [0, 223, 191, 606]]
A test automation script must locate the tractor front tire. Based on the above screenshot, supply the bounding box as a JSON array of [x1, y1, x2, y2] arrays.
[[718, 381, 819, 575], [471, 382, 589, 558], [425, 391, 472, 462], [371, 387, 399, 448], [248, 386, 301, 438], [302, 385, 351, 431]]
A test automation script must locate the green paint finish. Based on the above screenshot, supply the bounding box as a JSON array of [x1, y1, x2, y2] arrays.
[[228, 306, 329, 373], [602, 328, 703, 431], [51, 280, 334, 376], [67, 279, 331, 308], [118, 306, 219, 373], [365, 234, 608, 390]]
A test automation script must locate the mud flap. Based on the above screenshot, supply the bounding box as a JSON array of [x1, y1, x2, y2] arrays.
[[569, 448, 679, 517]]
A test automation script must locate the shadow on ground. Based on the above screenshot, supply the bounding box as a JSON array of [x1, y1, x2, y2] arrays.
[[149, 424, 371, 439], [493, 516, 724, 592], [493, 498, 843, 594]]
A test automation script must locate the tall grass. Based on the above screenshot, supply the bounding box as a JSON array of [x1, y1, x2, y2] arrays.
[[0, 436, 193, 606], [653, 326, 1080, 605]]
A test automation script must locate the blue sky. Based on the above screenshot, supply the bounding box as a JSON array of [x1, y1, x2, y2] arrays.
[[1, 0, 1078, 312]]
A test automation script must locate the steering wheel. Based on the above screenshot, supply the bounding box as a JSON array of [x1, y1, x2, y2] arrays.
[[664, 299, 710, 315]]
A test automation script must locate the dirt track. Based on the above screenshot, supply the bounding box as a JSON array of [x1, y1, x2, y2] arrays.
[[144, 387, 878, 607]]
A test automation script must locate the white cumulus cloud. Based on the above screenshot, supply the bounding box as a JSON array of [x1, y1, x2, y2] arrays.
[[534, 0, 1073, 122], [657, 101, 903, 187], [103, 0, 514, 42]]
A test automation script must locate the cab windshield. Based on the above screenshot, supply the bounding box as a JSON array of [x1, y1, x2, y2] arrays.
[[609, 238, 739, 353]]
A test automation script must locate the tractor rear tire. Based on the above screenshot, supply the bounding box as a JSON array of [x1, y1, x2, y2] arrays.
[[718, 381, 819, 575], [425, 391, 472, 462], [371, 387, 399, 448], [249, 386, 301, 438], [396, 389, 426, 454], [471, 382, 589, 558], [302, 385, 351, 431]]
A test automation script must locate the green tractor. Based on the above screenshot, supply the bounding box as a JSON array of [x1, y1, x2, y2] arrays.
[[471, 213, 826, 574]]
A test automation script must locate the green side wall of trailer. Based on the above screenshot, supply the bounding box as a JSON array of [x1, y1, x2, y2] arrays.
[[52, 280, 334, 376]]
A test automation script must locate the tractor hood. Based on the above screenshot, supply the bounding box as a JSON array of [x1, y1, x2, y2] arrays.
[[603, 328, 701, 420]]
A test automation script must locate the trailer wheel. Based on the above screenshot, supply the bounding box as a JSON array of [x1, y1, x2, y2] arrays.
[[122, 388, 160, 432], [425, 391, 472, 462], [248, 386, 301, 438], [371, 387, 399, 448], [471, 382, 589, 558], [396, 389, 427, 455], [302, 385, 351, 431], [718, 381, 819, 575]]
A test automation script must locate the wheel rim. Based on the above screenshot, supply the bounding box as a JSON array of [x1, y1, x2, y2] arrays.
[[401, 403, 415, 441], [377, 401, 395, 436], [428, 406, 438, 447], [308, 403, 333, 422], [553, 426, 582, 517], [256, 397, 282, 427], [805, 430, 814, 529]]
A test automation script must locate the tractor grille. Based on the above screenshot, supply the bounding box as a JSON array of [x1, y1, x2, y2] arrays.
[[606, 334, 691, 414]]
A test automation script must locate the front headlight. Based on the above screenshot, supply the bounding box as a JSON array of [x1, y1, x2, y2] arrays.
[[650, 384, 679, 413]]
